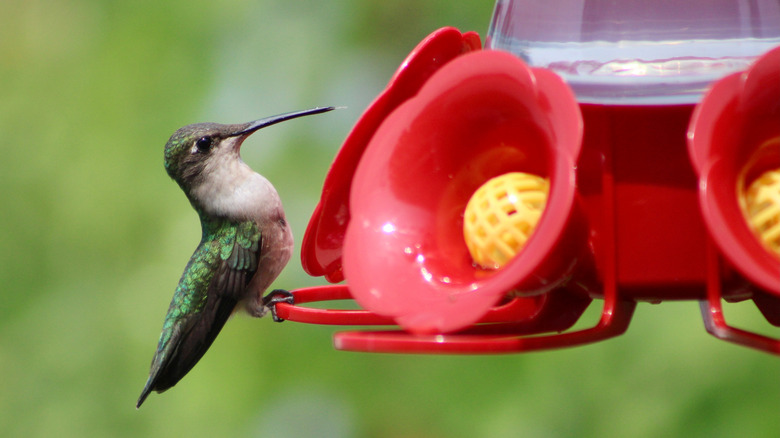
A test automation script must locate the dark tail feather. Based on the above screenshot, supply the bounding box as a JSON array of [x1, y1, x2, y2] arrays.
[[136, 296, 237, 408], [136, 375, 157, 409]]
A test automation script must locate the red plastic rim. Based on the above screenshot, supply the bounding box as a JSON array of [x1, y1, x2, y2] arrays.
[[274, 284, 639, 355], [277, 285, 550, 327]]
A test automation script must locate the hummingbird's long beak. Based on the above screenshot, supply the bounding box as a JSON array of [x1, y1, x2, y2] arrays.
[[232, 106, 336, 137]]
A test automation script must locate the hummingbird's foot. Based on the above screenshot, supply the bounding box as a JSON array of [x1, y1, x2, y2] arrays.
[[261, 289, 294, 322]]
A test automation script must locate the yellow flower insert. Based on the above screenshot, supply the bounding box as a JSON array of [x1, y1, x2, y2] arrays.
[[463, 172, 549, 270], [744, 168, 780, 258]]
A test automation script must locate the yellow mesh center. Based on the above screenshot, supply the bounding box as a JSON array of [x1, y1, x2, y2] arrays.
[[463, 172, 550, 270], [745, 168, 780, 258]]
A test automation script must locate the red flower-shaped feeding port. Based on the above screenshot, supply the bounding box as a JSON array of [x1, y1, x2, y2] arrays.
[[288, 27, 634, 353], [688, 46, 780, 352], [342, 49, 590, 334]]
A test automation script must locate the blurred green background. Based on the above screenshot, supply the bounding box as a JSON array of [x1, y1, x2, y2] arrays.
[[1, 1, 778, 437]]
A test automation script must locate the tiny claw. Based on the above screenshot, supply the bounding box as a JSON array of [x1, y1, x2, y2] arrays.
[[262, 289, 294, 322]]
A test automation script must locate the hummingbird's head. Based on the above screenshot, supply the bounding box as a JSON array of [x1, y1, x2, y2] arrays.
[[163, 107, 334, 193]]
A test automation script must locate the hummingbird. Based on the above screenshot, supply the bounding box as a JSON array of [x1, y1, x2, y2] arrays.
[[137, 106, 335, 408]]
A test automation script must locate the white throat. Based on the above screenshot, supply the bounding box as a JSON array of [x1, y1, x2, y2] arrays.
[[189, 141, 282, 221]]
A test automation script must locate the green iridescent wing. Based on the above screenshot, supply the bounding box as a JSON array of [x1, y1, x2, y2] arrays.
[[137, 220, 261, 408]]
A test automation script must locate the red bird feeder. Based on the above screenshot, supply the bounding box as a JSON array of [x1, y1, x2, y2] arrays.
[[688, 46, 780, 352], [277, 7, 780, 355]]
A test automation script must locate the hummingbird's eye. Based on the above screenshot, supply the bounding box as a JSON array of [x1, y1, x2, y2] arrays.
[[195, 136, 213, 153]]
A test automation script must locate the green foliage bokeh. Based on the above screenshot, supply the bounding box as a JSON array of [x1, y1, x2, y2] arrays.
[[1, 1, 778, 437]]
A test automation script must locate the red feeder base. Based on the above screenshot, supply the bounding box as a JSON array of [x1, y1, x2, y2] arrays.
[[275, 284, 636, 355]]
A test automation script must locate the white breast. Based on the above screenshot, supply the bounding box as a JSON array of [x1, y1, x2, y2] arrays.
[[190, 147, 282, 222]]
